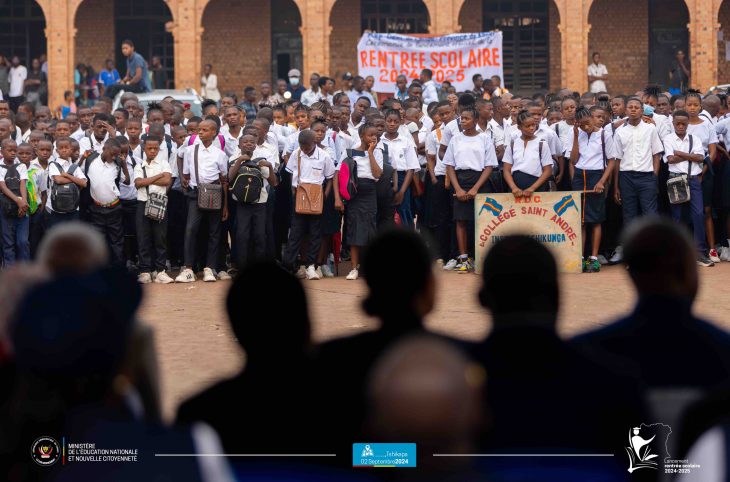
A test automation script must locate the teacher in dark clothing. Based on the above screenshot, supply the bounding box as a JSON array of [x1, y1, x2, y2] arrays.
[[105, 39, 151, 98]]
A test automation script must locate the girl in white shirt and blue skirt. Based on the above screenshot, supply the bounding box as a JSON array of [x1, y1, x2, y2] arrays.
[[443, 106, 498, 273], [503, 110, 554, 196], [335, 123, 383, 280]]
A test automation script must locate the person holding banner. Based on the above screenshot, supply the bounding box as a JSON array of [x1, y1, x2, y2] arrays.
[[502, 110, 554, 198], [443, 106, 498, 273], [568, 106, 616, 273]]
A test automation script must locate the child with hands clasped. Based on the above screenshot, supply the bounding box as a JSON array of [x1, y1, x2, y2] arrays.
[[568, 106, 616, 273], [0, 139, 30, 264], [502, 110, 553, 199], [443, 106, 498, 273]]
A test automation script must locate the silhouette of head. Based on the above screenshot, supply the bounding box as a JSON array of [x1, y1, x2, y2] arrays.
[[479, 235, 559, 322], [37, 221, 109, 275], [367, 335, 484, 462], [622, 217, 698, 301], [361, 229, 435, 325], [227, 261, 311, 362]]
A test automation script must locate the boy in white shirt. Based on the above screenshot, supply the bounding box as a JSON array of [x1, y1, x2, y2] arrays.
[[587, 52, 608, 93], [134, 136, 174, 283], [116, 136, 139, 269], [79, 113, 115, 155], [284, 130, 335, 279], [82, 137, 130, 266], [176, 119, 229, 283], [46, 137, 88, 228], [228, 131, 277, 268], [0, 139, 30, 263], [28, 139, 52, 257], [664, 111, 714, 267]]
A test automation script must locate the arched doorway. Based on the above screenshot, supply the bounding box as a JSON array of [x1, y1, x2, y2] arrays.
[[271, 0, 303, 81], [115, 0, 174, 88], [648, 0, 688, 88], [329, 0, 429, 85], [719, 0, 730, 84], [0, 0, 46, 67], [481, 0, 556, 93]]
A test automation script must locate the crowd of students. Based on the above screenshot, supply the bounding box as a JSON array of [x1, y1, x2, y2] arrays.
[[3, 221, 730, 481], [1, 71, 730, 280]]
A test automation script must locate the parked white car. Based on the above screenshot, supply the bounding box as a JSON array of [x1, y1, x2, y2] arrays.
[[112, 88, 204, 116]]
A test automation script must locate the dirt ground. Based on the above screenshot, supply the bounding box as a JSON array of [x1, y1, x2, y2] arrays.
[[138, 264, 730, 421]]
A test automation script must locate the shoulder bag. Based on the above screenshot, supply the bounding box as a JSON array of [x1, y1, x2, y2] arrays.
[[142, 164, 168, 222], [667, 136, 693, 205], [194, 144, 223, 210], [294, 150, 323, 215]]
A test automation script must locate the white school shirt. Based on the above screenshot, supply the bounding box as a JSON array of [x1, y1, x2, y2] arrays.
[[0, 159, 28, 183], [300, 88, 320, 107], [651, 113, 673, 140], [700, 110, 717, 126], [553, 121, 574, 156], [714, 117, 730, 148], [287, 146, 336, 188], [28, 159, 48, 203], [8, 65, 27, 97], [416, 123, 429, 166], [483, 120, 506, 149], [502, 137, 554, 178], [442, 132, 499, 172], [510, 124, 563, 161], [253, 143, 279, 204], [85, 157, 123, 205], [587, 63, 608, 93], [613, 121, 664, 172], [565, 128, 615, 171], [119, 154, 139, 201], [78, 133, 109, 155], [220, 125, 243, 158], [378, 133, 420, 172], [47, 158, 87, 213], [425, 127, 447, 176], [71, 128, 86, 142], [134, 156, 172, 202], [284, 129, 304, 157], [337, 146, 384, 181], [663, 133, 705, 176], [489, 118, 514, 148], [687, 119, 718, 155], [439, 118, 487, 152], [182, 143, 227, 188], [422, 80, 439, 105]]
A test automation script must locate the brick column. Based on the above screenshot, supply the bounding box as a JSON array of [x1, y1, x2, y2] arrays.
[[558, 0, 588, 92], [427, 0, 465, 34], [689, 0, 718, 91], [40, 0, 77, 112], [300, 0, 330, 77]]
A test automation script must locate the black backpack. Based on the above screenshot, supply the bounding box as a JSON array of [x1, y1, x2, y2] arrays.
[[50, 161, 82, 213], [230, 157, 265, 204], [0, 163, 21, 217]]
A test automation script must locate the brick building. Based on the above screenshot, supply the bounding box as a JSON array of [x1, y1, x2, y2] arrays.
[[1, 0, 729, 109]]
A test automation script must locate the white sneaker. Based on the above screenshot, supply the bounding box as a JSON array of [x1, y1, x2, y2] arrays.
[[296, 265, 306, 279], [203, 267, 217, 282], [321, 264, 335, 278], [137, 272, 152, 284], [709, 248, 721, 263], [609, 246, 623, 264], [306, 265, 321, 280], [720, 246, 730, 262], [315, 266, 323, 279], [217, 270, 232, 280], [443, 259, 458, 271], [175, 268, 196, 283], [155, 271, 174, 284], [346, 268, 359, 280]]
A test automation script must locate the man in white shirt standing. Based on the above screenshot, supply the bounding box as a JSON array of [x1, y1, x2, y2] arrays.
[[300, 73, 321, 107], [613, 98, 664, 226], [588, 52, 608, 94], [8, 56, 27, 112], [420, 69, 439, 105]]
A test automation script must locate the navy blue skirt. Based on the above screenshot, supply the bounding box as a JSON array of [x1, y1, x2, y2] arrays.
[[572, 168, 606, 224]]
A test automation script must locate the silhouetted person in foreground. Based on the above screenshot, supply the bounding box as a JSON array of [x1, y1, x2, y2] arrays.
[[474, 235, 640, 479], [572, 217, 730, 389], [315, 229, 465, 463], [176, 261, 320, 455], [572, 218, 730, 462]]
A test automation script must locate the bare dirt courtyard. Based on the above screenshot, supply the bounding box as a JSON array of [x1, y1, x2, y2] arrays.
[[138, 264, 730, 420]]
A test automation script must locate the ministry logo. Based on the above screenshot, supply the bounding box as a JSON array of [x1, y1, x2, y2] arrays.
[[625, 423, 671, 473]]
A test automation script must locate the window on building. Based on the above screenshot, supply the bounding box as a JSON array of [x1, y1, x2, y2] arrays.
[[271, 0, 303, 81], [115, 0, 174, 88], [0, 0, 46, 66], [483, 0, 549, 93], [361, 0, 429, 34]]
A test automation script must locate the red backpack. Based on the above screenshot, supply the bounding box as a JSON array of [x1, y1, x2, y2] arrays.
[[338, 149, 359, 201]]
